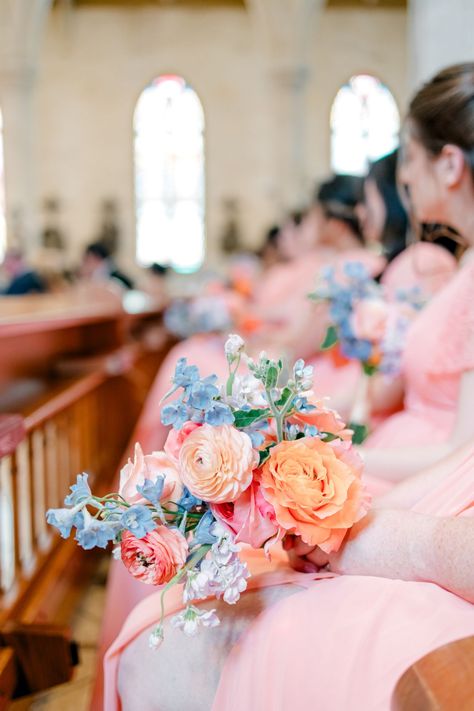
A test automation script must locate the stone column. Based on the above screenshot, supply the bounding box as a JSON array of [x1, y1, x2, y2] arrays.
[[409, 0, 474, 90], [0, 0, 52, 252], [248, 0, 324, 212]]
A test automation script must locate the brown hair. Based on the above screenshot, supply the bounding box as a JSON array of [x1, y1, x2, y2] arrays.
[[408, 63, 474, 176]]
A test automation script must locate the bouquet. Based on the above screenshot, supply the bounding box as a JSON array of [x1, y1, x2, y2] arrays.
[[309, 261, 423, 377], [46, 335, 370, 647], [309, 262, 424, 441]]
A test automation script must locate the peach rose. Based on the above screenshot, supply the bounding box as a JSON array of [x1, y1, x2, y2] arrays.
[[290, 398, 353, 441], [119, 443, 183, 505], [121, 526, 188, 585], [164, 421, 202, 461], [259, 437, 370, 553], [211, 481, 280, 549], [351, 298, 389, 342], [179, 424, 256, 503]]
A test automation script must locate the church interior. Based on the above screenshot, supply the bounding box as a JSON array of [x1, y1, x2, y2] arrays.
[[1, 0, 474, 709]]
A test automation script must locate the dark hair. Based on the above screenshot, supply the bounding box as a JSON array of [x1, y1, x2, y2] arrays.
[[85, 242, 110, 260], [408, 62, 474, 177], [367, 150, 408, 261], [316, 174, 364, 241], [150, 262, 169, 276]]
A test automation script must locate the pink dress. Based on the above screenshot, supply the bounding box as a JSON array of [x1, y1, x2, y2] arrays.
[[103, 444, 474, 711], [366, 256, 474, 449]]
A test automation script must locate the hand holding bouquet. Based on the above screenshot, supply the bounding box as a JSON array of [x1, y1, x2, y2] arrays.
[[47, 335, 370, 646]]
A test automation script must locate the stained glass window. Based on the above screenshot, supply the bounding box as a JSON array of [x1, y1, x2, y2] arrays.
[[0, 111, 6, 262], [330, 74, 400, 176], [134, 75, 205, 273]]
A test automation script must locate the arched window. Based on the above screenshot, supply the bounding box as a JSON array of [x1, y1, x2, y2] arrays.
[[330, 74, 400, 176], [134, 75, 205, 273], [0, 110, 6, 262]]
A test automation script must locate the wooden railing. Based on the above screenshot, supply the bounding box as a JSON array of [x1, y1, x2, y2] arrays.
[[0, 288, 173, 704]]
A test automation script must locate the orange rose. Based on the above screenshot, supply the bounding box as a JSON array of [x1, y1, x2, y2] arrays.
[[179, 424, 256, 503], [259, 437, 370, 553]]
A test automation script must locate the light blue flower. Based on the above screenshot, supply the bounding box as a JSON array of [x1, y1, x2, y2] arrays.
[[75, 516, 120, 550], [136, 476, 165, 507], [342, 338, 373, 362], [46, 507, 79, 538], [172, 358, 200, 389], [204, 402, 234, 426], [343, 261, 369, 281], [64, 473, 92, 507], [189, 380, 219, 410], [178, 487, 203, 512], [192, 511, 218, 548], [121, 505, 156, 539], [161, 401, 189, 429]]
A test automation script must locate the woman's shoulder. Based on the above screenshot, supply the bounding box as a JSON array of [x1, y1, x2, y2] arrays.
[[382, 242, 457, 297]]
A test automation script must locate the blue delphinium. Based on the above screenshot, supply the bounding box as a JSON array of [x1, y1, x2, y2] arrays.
[[121, 505, 156, 539], [161, 358, 234, 430], [136, 476, 165, 507], [46, 506, 82, 539], [192, 510, 218, 548], [64, 473, 92, 506], [178, 487, 203, 512], [75, 511, 121, 550]]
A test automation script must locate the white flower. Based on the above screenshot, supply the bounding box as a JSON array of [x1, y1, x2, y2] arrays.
[[221, 373, 266, 409], [224, 334, 245, 361], [171, 606, 220, 636], [112, 545, 122, 560], [148, 625, 164, 650]]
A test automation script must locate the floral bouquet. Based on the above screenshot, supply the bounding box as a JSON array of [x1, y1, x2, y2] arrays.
[[309, 262, 424, 441], [46, 335, 369, 646], [164, 295, 234, 340]]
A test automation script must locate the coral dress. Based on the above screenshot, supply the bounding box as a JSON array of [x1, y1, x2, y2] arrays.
[[366, 254, 474, 450], [103, 444, 474, 711]]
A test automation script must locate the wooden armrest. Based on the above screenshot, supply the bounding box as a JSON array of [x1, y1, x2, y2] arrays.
[[0, 415, 25, 457], [1, 622, 77, 696], [0, 648, 15, 710], [392, 635, 474, 710]]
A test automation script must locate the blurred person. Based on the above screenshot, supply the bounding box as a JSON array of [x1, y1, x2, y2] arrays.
[[0, 248, 47, 295], [79, 242, 134, 290]]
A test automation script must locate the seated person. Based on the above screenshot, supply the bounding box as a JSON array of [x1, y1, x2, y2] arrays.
[[79, 242, 134, 290], [0, 248, 47, 295]]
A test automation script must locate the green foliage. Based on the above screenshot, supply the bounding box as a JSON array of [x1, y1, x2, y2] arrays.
[[321, 326, 338, 350], [348, 422, 369, 445], [233, 408, 271, 428]]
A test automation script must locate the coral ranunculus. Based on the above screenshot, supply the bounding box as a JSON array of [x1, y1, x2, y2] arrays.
[[291, 398, 353, 441], [211, 481, 280, 549], [121, 526, 188, 586], [164, 421, 202, 461], [259, 437, 370, 553], [179, 424, 256, 503]]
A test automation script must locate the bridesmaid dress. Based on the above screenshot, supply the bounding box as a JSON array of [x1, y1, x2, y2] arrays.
[[103, 443, 474, 711]]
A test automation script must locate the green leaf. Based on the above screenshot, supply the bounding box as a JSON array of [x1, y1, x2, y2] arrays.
[[274, 386, 293, 408], [362, 363, 378, 377], [258, 443, 275, 466], [348, 422, 369, 445], [321, 326, 338, 350], [265, 364, 279, 390], [233, 408, 271, 428]]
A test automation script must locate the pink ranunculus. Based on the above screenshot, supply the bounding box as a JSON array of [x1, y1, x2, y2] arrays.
[[164, 421, 202, 461], [121, 526, 188, 585], [351, 298, 389, 342], [211, 480, 280, 549], [119, 442, 183, 505], [179, 424, 256, 503], [290, 397, 353, 441]]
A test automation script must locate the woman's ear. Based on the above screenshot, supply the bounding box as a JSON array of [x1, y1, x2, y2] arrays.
[[438, 144, 467, 187]]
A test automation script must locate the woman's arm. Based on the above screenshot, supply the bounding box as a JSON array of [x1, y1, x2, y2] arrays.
[[360, 369, 474, 482], [290, 509, 474, 603]]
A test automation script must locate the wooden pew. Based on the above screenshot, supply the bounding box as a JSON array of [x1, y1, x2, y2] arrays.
[[393, 635, 474, 710], [0, 288, 173, 703]]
